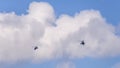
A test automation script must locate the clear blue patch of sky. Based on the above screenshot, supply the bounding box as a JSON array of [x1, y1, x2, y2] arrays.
[[74, 57, 120, 68], [1, 57, 120, 68]]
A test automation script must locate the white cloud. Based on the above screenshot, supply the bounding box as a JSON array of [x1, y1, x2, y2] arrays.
[[0, 1, 120, 63], [0, 2, 53, 62], [38, 9, 120, 59], [28, 2, 55, 26]]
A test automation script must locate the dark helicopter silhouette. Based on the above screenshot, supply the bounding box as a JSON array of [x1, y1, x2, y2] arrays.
[[34, 46, 38, 50], [80, 40, 85, 45]]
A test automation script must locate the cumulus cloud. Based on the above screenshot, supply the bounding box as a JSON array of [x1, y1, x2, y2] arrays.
[[38, 10, 120, 60], [0, 2, 54, 62], [0, 1, 120, 64], [28, 2, 55, 26]]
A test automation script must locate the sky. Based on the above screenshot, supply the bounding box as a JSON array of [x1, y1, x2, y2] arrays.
[[0, 0, 120, 68]]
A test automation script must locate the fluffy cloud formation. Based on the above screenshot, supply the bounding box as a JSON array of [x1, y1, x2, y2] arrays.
[[38, 10, 120, 60], [0, 1, 120, 63], [0, 2, 54, 62]]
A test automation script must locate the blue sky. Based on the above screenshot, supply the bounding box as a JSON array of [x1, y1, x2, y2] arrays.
[[0, 0, 120, 68]]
